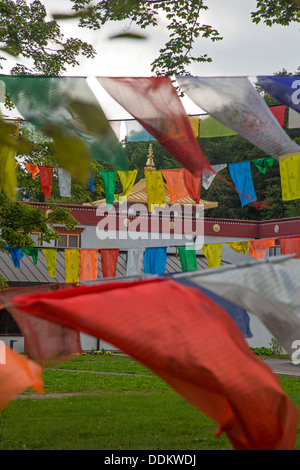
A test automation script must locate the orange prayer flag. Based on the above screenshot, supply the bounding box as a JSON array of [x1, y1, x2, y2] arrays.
[[0, 346, 44, 411], [80, 249, 99, 281], [279, 237, 300, 256], [25, 162, 39, 180], [183, 169, 201, 204], [100, 249, 119, 278], [11, 278, 298, 450], [162, 169, 190, 203], [249, 239, 275, 260]]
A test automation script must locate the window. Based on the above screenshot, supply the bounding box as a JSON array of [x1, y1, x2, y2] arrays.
[[0, 311, 21, 335], [54, 227, 84, 248], [30, 232, 41, 246], [269, 240, 281, 257]]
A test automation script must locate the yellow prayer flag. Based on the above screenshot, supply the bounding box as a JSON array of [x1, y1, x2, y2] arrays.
[[279, 153, 300, 201], [201, 243, 223, 268], [189, 116, 200, 137], [65, 249, 80, 284], [228, 241, 250, 256], [42, 248, 57, 278], [145, 170, 166, 212], [115, 170, 137, 204], [0, 145, 17, 200]]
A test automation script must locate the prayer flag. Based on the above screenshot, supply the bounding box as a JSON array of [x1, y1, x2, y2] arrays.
[[115, 170, 137, 204], [100, 249, 119, 278], [4, 246, 24, 268], [126, 248, 145, 276], [144, 170, 166, 212], [177, 76, 300, 159], [189, 116, 200, 137], [39, 165, 53, 198], [0, 345, 43, 411], [201, 244, 223, 268], [11, 277, 298, 450], [229, 161, 257, 207], [199, 116, 237, 137], [42, 248, 57, 278], [58, 167, 71, 198], [249, 239, 275, 260], [253, 157, 275, 174], [80, 249, 99, 281], [22, 247, 39, 265], [257, 75, 300, 114], [279, 154, 300, 201], [125, 121, 156, 142], [88, 172, 94, 192], [279, 237, 300, 256], [65, 249, 80, 284], [143, 247, 167, 274], [202, 164, 227, 190], [162, 169, 190, 203], [0, 144, 17, 200], [270, 105, 286, 126], [98, 76, 211, 176], [288, 108, 300, 129], [99, 170, 116, 208], [228, 241, 250, 256], [178, 245, 198, 272], [25, 162, 39, 180], [183, 169, 201, 204]]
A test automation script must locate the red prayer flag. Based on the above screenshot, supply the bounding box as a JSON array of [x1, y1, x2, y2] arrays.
[[0, 285, 82, 365], [39, 165, 53, 198], [100, 249, 119, 278], [0, 345, 44, 411], [279, 237, 300, 256], [11, 278, 298, 450], [183, 169, 201, 204], [270, 105, 286, 127], [97, 77, 211, 176]]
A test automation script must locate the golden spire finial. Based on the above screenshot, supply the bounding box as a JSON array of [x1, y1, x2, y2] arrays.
[[144, 143, 156, 170]]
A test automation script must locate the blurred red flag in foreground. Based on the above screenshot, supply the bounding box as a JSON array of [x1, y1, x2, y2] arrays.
[[11, 278, 298, 450], [0, 346, 43, 411]]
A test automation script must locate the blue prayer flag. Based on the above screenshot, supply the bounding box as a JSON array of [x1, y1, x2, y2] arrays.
[[143, 247, 167, 275], [229, 161, 257, 207], [257, 75, 300, 114]]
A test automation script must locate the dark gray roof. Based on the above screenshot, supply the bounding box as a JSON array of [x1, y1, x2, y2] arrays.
[[0, 249, 229, 286]]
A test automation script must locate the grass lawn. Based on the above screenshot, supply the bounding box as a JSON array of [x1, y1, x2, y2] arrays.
[[0, 352, 300, 450]]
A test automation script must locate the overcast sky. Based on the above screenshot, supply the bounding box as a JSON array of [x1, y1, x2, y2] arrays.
[[3, 0, 300, 119]]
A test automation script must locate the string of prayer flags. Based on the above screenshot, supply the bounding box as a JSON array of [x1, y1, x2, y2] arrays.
[[126, 248, 145, 276], [145, 170, 166, 212], [125, 120, 156, 142], [253, 157, 275, 174], [201, 243, 223, 268], [42, 248, 57, 278], [100, 248, 119, 278], [176, 75, 300, 159], [25, 162, 39, 180], [202, 164, 227, 190], [0, 285, 82, 365], [22, 247, 39, 265], [98, 76, 211, 176], [65, 249, 80, 284], [143, 246, 167, 274], [0, 75, 129, 173], [99, 170, 117, 208], [183, 169, 201, 204], [228, 241, 250, 256], [80, 249, 99, 281], [279, 154, 300, 201], [161, 169, 190, 203], [257, 76, 300, 114], [11, 276, 298, 450], [199, 116, 237, 138], [279, 237, 300, 256], [115, 170, 137, 204], [178, 245, 198, 272], [249, 238, 275, 260], [58, 168, 71, 198], [4, 246, 24, 268], [228, 161, 257, 207], [0, 144, 17, 201], [0, 345, 44, 412], [39, 165, 53, 198]]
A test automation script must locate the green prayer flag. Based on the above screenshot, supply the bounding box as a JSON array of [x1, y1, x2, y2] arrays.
[[22, 247, 39, 265], [253, 157, 275, 174], [178, 245, 198, 272], [199, 116, 237, 138], [0, 75, 128, 175], [99, 170, 117, 208]]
